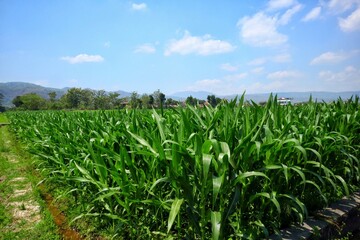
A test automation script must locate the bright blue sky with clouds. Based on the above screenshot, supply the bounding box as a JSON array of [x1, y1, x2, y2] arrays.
[[0, 0, 360, 95]]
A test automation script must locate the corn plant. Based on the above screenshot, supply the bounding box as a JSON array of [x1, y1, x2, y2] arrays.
[[6, 95, 360, 239]]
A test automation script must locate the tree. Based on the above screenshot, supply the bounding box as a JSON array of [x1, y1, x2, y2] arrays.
[[152, 89, 166, 108], [140, 94, 152, 109], [12, 96, 24, 108], [148, 95, 154, 106], [207, 95, 217, 107], [0, 93, 5, 112], [62, 88, 83, 109], [129, 92, 141, 109], [46, 91, 58, 109], [61, 88, 94, 109], [80, 89, 95, 109], [94, 90, 109, 110], [12, 93, 46, 110], [165, 98, 179, 107], [108, 92, 121, 109], [186, 96, 196, 106], [48, 91, 57, 102]]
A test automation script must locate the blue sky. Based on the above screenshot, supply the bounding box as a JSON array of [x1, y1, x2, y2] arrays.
[[0, 0, 360, 95]]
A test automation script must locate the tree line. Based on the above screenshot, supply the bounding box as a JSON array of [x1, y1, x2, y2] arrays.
[[0, 93, 5, 112], [5, 87, 223, 111]]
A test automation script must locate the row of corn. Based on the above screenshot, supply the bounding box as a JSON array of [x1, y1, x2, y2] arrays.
[[7, 95, 359, 239]]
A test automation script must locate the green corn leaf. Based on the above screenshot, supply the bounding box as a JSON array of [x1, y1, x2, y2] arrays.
[[167, 198, 184, 234], [202, 153, 212, 182], [152, 109, 166, 142], [128, 131, 159, 156], [236, 171, 269, 184], [211, 211, 221, 240], [213, 174, 224, 206], [335, 175, 349, 196]]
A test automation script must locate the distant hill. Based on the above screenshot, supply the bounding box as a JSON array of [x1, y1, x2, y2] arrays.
[[0, 82, 67, 107], [170, 90, 360, 103], [223, 91, 360, 103], [0, 82, 131, 107], [1, 82, 359, 107]]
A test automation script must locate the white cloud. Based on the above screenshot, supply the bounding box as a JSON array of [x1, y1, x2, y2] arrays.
[[248, 57, 267, 66], [220, 63, 238, 72], [339, 7, 360, 32], [273, 53, 291, 62], [186, 72, 302, 95], [248, 53, 291, 66], [302, 6, 322, 22], [224, 73, 248, 81], [310, 50, 358, 65], [326, 0, 359, 14], [238, 12, 288, 47], [267, 0, 297, 11], [267, 70, 300, 79], [318, 66, 360, 90], [321, 0, 360, 32], [239, 0, 302, 48], [278, 4, 303, 25], [104, 42, 111, 48], [248, 80, 290, 92], [187, 79, 223, 93], [134, 44, 156, 54], [164, 31, 235, 56], [31, 80, 50, 87], [132, 3, 147, 11], [251, 67, 264, 74], [186, 73, 247, 94], [187, 78, 249, 95], [60, 54, 104, 64], [319, 65, 359, 82]]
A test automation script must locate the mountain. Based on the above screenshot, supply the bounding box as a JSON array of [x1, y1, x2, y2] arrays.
[[170, 90, 360, 103], [0, 82, 131, 107], [0, 82, 67, 107], [223, 91, 360, 103], [114, 90, 132, 98], [1, 81, 359, 107]]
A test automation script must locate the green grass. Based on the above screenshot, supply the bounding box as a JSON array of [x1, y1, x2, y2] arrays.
[[0, 126, 60, 240], [5, 95, 360, 239], [0, 113, 9, 124]]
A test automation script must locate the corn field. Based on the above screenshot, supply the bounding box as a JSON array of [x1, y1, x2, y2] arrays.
[[6, 95, 360, 239]]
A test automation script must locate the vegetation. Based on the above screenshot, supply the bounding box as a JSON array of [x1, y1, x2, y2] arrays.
[[0, 93, 5, 112], [8, 88, 183, 111], [0, 122, 59, 239], [5, 95, 360, 239]]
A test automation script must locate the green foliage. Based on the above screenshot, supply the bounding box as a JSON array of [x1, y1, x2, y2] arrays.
[[0, 93, 5, 112], [207, 94, 221, 107], [11, 93, 46, 110], [12, 95, 24, 107], [6, 95, 360, 239], [129, 91, 142, 109], [186, 95, 205, 106], [0, 126, 60, 239]]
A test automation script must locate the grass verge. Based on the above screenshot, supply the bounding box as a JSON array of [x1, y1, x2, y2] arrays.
[[0, 125, 60, 240]]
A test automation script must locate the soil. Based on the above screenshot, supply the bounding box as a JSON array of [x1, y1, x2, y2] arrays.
[[1, 126, 83, 239], [40, 187, 82, 240]]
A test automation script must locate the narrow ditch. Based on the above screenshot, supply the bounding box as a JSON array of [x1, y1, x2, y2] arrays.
[[39, 186, 83, 240]]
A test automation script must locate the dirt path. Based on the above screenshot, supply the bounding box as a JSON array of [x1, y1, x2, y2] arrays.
[[3, 152, 41, 225], [0, 125, 59, 239]]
